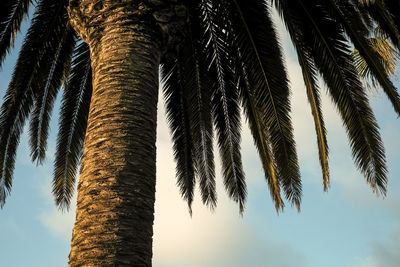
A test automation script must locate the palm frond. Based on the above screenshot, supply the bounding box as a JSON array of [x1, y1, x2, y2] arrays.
[[274, 0, 330, 190], [229, 0, 301, 209], [29, 26, 76, 164], [184, 49, 216, 209], [350, 0, 374, 30], [199, 0, 246, 212], [324, 1, 400, 115], [298, 48, 330, 190], [0, 0, 70, 206], [360, 0, 400, 48], [161, 8, 217, 210], [0, 86, 34, 206], [182, 20, 217, 208], [238, 60, 285, 212], [383, 0, 400, 34], [0, 0, 32, 67], [161, 59, 196, 214], [352, 32, 399, 93], [53, 42, 91, 210], [280, 0, 387, 194]]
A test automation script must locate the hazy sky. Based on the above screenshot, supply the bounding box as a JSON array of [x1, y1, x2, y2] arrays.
[[0, 7, 399, 267]]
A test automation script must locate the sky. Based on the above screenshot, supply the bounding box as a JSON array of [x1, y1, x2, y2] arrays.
[[0, 6, 400, 267]]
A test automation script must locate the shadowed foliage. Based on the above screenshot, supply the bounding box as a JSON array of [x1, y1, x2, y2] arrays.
[[0, 0, 399, 265], [1, 0, 399, 215]]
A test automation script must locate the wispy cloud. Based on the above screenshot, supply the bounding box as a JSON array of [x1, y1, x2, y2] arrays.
[[153, 101, 308, 266], [38, 168, 76, 240], [40, 206, 75, 240], [354, 228, 400, 267]]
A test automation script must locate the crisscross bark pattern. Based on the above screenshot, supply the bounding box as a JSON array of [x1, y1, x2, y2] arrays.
[[67, 1, 177, 266]]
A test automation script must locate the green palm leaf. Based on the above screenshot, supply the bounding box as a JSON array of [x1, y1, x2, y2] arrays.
[[161, 8, 217, 209], [0, 86, 34, 206]]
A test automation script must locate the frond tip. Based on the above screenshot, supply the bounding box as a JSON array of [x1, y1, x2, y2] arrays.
[[53, 42, 92, 210], [1, 0, 396, 215], [231, 0, 301, 208]]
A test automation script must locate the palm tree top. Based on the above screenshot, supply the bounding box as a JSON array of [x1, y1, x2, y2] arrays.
[[0, 0, 399, 213]]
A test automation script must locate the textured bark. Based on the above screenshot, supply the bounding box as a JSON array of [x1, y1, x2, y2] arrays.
[[67, 1, 166, 266]]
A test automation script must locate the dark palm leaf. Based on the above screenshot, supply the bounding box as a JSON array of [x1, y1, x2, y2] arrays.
[[161, 59, 196, 214], [0, 0, 70, 206], [0, 0, 32, 68], [323, 0, 400, 115], [199, 0, 246, 212], [384, 0, 400, 33], [278, 0, 387, 194], [53, 42, 91, 210], [29, 26, 76, 164], [183, 46, 217, 209], [161, 5, 216, 210], [0, 0, 397, 214], [352, 29, 399, 93], [183, 6, 217, 209], [360, 0, 400, 48], [298, 47, 330, 190], [228, 0, 301, 209], [237, 59, 285, 212], [0, 85, 34, 206], [274, 0, 330, 190]]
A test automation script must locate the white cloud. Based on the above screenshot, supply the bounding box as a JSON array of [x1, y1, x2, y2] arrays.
[[38, 172, 76, 240], [153, 168, 305, 267], [0, 217, 25, 240], [371, 229, 400, 267], [40, 206, 75, 239], [351, 192, 400, 267], [152, 91, 311, 266], [354, 228, 400, 267]]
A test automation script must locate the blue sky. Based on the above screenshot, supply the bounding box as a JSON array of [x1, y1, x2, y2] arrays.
[[0, 7, 400, 267]]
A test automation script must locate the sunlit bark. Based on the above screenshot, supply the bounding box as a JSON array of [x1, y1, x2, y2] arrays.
[[68, 1, 164, 265]]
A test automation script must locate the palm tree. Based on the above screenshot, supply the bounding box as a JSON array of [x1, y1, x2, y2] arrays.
[[1, 0, 399, 265]]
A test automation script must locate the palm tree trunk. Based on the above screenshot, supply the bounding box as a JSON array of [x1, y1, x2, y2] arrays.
[[68, 2, 162, 266]]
